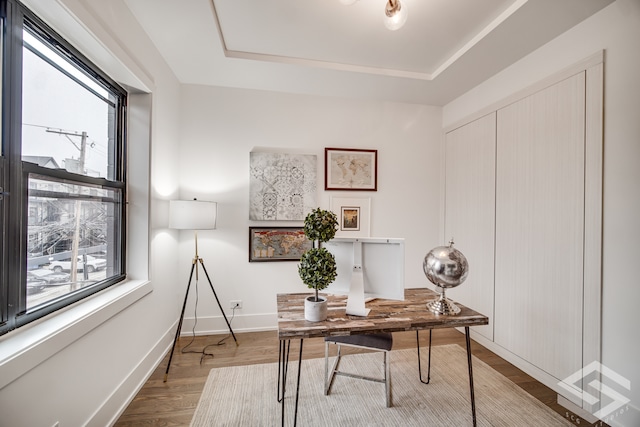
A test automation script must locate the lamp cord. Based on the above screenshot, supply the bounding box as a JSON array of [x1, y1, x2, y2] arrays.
[[180, 275, 237, 364]]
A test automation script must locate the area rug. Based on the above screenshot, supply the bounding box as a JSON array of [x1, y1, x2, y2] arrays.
[[191, 344, 572, 426]]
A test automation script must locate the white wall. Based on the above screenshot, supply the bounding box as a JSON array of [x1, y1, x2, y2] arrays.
[[0, 1, 183, 426], [444, 2, 640, 426], [176, 85, 442, 332], [6, 1, 633, 426], [0, 1, 443, 425]]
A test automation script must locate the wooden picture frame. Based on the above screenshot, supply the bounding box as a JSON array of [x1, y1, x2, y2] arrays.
[[248, 227, 312, 262], [331, 197, 371, 238], [340, 206, 360, 231], [325, 148, 377, 191]]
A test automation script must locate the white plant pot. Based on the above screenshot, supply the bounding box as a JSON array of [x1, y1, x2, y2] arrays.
[[304, 295, 328, 322]]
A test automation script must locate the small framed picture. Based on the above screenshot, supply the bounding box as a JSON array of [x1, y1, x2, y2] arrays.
[[325, 148, 377, 191], [249, 227, 312, 262], [340, 207, 360, 231], [331, 197, 371, 238]]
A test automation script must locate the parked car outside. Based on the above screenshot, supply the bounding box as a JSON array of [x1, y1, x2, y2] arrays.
[[27, 269, 71, 285], [26, 275, 47, 295], [49, 255, 107, 273]]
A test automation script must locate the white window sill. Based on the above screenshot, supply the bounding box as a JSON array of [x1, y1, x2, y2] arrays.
[[0, 279, 152, 390]]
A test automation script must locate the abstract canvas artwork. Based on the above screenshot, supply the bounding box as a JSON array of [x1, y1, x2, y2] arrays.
[[249, 152, 317, 220]]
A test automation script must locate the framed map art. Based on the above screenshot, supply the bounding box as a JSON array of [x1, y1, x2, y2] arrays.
[[249, 227, 312, 262], [325, 148, 377, 191]]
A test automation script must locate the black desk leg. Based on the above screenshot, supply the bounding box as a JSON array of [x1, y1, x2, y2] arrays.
[[416, 329, 433, 384], [278, 340, 291, 403], [280, 339, 304, 427], [293, 339, 304, 427], [465, 327, 477, 427]]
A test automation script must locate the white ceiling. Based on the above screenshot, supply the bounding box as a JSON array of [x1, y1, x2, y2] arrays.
[[125, 0, 613, 105]]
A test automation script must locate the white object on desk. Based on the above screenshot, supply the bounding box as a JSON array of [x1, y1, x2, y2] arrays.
[[326, 237, 405, 316], [345, 241, 370, 316]]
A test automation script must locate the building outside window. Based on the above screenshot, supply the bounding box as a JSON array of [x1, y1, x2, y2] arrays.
[[0, 0, 127, 335]]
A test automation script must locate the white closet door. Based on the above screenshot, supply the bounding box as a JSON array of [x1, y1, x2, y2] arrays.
[[494, 72, 585, 382], [445, 112, 496, 341]]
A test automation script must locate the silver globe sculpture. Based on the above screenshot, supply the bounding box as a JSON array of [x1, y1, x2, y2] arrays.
[[423, 239, 469, 315]]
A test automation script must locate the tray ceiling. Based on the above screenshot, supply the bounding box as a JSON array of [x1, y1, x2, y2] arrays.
[[125, 0, 613, 105]]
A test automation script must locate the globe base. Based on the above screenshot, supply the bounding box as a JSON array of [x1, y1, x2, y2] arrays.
[[426, 289, 461, 315]]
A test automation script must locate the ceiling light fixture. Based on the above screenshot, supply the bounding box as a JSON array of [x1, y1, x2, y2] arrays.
[[339, 0, 408, 31], [384, 0, 408, 31]]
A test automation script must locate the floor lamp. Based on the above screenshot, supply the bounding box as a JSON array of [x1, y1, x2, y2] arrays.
[[164, 199, 238, 382]]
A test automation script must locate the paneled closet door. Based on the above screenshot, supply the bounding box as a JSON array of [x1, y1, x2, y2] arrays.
[[494, 72, 585, 382], [445, 112, 496, 341]]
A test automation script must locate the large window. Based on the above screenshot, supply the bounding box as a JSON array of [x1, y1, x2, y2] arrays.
[[1, 0, 127, 335]]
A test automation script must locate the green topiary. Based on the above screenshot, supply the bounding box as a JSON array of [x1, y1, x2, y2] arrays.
[[303, 208, 338, 243], [299, 208, 339, 301], [298, 248, 337, 302]]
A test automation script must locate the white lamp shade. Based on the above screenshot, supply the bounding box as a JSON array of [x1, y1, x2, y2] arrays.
[[169, 199, 217, 230]]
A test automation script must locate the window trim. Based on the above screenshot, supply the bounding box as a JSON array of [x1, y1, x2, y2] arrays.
[[0, 279, 152, 390], [0, 0, 128, 335]]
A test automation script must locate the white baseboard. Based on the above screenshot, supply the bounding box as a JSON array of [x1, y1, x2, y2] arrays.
[[180, 313, 278, 336], [607, 403, 639, 427], [468, 330, 582, 406], [558, 390, 639, 426], [99, 325, 174, 426], [96, 313, 277, 426], [557, 395, 600, 424]]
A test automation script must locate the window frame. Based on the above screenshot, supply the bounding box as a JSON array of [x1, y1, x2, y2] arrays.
[[0, 0, 127, 335]]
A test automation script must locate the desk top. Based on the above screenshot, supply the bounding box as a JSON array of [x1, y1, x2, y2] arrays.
[[277, 288, 489, 340]]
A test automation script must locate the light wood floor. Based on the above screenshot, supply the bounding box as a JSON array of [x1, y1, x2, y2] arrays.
[[114, 329, 587, 426]]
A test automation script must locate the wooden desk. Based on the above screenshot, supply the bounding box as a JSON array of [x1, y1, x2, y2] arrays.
[[277, 288, 489, 426]]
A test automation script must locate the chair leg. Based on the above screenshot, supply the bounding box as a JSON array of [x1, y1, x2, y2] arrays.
[[384, 350, 392, 407], [324, 340, 392, 407], [324, 340, 329, 394], [325, 342, 342, 395]]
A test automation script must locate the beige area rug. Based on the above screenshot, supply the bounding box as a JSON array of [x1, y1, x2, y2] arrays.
[[191, 344, 572, 426]]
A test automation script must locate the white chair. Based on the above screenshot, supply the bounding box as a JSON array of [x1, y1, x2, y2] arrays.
[[324, 333, 393, 407]]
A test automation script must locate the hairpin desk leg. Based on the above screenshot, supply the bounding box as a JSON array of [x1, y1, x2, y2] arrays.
[[292, 339, 304, 426], [465, 327, 477, 427], [277, 340, 291, 403], [416, 329, 433, 384], [279, 339, 304, 427]]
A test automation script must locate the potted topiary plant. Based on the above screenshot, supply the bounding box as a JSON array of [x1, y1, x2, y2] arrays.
[[298, 208, 338, 321]]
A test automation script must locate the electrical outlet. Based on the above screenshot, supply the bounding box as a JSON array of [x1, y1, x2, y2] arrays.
[[230, 300, 242, 310]]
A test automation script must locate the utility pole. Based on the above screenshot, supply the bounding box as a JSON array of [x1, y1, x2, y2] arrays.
[[46, 129, 88, 287]]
